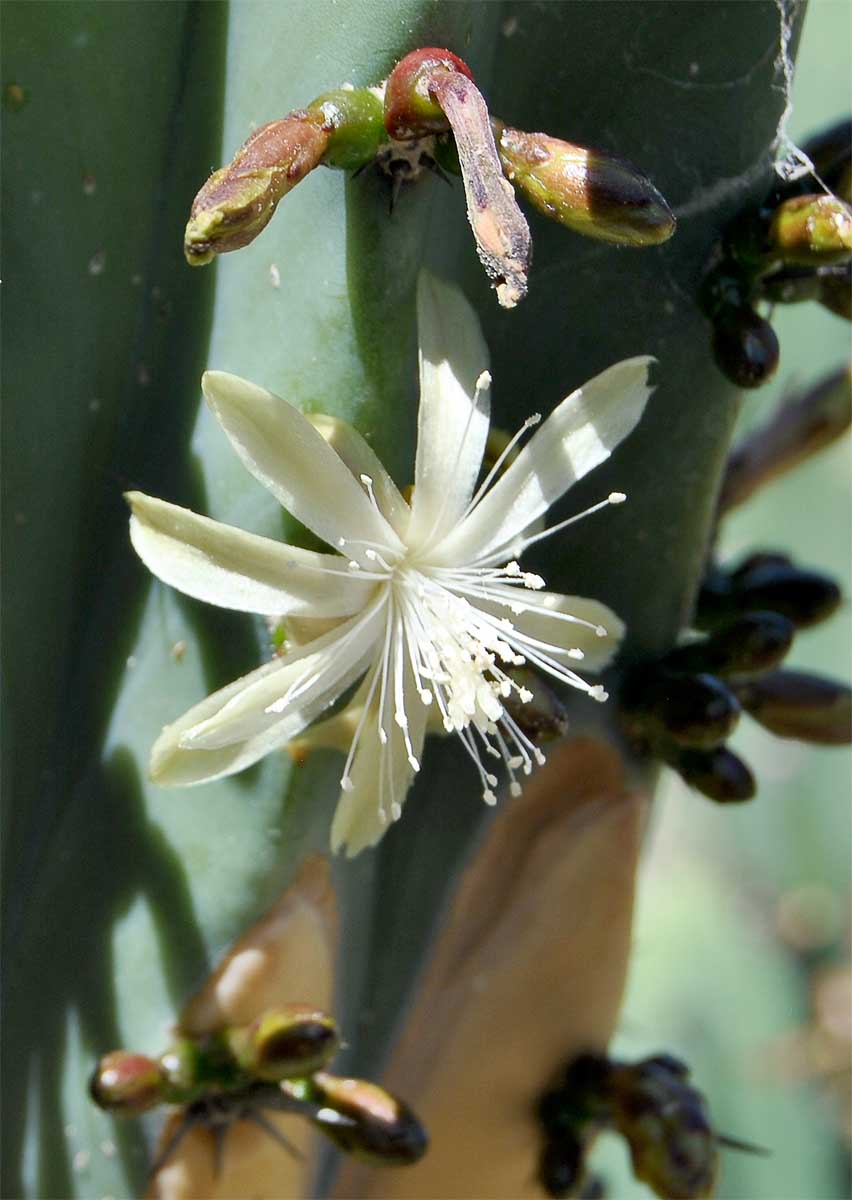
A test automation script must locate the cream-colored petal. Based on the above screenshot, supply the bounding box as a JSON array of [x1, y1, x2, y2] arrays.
[[127, 492, 376, 618], [478, 590, 625, 673], [330, 655, 428, 857], [406, 271, 491, 553], [151, 606, 385, 785], [150, 657, 303, 786], [202, 371, 403, 561], [306, 414, 410, 539], [183, 603, 386, 750], [434, 356, 654, 566]]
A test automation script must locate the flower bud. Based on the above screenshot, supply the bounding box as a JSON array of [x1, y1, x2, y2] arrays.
[[697, 556, 842, 630], [819, 261, 852, 320], [660, 743, 756, 804], [662, 613, 794, 678], [383, 48, 474, 140], [759, 266, 822, 306], [768, 194, 852, 266], [733, 670, 852, 745], [310, 1072, 428, 1165], [623, 672, 741, 749], [226, 1005, 339, 1081], [306, 88, 386, 170], [89, 1051, 164, 1115], [496, 125, 675, 247], [539, 1134, 586, 1198], [503, 666, 569, 744], [157, 1035, 211, 1102], [184, 113, 329, 265], [719, 366, 852, 514], [710, 305, 780, 389], [609, 1058, 719, 1200], [730, 555, 842, 629]]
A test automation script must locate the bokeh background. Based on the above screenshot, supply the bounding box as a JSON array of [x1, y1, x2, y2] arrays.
[[597, 3, 852, 1196]]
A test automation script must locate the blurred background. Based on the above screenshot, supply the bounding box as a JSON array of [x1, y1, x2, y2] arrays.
[[597, 3, 852, 1196]]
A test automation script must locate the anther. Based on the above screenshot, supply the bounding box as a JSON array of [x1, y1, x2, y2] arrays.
[[483, 789, 497, 805], [568, 648, 585, 659], [589, 685, 609, 702], [340, 776, 354, 793], [608, 491, 627, 504], [595, 625, 608, 637]]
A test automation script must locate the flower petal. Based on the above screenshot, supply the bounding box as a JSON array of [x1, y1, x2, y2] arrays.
[[434, 356, 654, 565], [330, 653, 428, 857], [127, 492, 377, 618], [478, 590, 625, 673], [183, 603, 386, 750], [406, 271, 491, 553], [306, 413, 410, 538], [150, 656, 299, 786], [151, 605, 386, 785], [202, 371, 403, 560]]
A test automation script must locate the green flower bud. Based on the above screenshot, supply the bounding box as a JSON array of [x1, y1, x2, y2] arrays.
[[382, 47, 473, 140], [662, 613, 794, 678], [659, 743, 756, 805], [623, 671, 741, 749], [733, 670, 852, 745], [710, 305, 779, 389], [226, 1005, 339, 1081], [496, 125, 675, 247], [184, 113, 329, 265], [306, 88, 386, 170], [768, 194, 852, 266], [310, 1072, 428, 1165], [89, 1051, 164, 1115]]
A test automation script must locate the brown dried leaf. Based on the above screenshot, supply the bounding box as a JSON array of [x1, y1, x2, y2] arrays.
[[335, 736, 646, 1199]]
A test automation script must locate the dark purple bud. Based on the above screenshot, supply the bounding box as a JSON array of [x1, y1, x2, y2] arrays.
[[733, 670, 852, 744], [662, 613, 794, 678], [659, 743, 756, 805]]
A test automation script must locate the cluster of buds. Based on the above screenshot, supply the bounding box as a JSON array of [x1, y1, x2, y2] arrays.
[[622, 367, 851, 800], [89, 1004, 427, 1173], [700, 119, 851, 388], [184, 47, 675, 307], [536, 1051, 759, 1199]]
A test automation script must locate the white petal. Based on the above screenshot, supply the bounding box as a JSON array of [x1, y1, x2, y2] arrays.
[[306, 413, 410, 538], [202, 371, 403, 560], [406, 271, 491, 552], [183, 603, 386, 750], [478, 590, 625, 673], [127, 492, 376, 618], [330, 653, 427, 857], [435, 356, 654, 565], [150, 656, 298, 786]]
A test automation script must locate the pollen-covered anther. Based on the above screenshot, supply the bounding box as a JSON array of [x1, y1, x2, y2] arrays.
[[518, 687, 534, 703]]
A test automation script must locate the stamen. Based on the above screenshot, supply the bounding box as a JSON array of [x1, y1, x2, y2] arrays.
[[474, 491, 627, 567], [460, 412, 542, 522]]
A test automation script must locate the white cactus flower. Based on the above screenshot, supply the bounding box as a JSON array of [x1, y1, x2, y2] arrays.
[[127, 271, 653, 855]]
